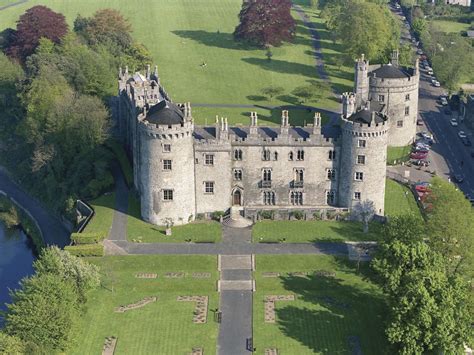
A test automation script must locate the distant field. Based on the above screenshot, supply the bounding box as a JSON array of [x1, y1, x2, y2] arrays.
[[430, 20, 471, 33], [0, 0, 344, 124]]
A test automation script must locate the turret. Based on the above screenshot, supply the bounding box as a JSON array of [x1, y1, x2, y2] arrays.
[[391, 49, 399, 67], [342, 92, 356, 118], [354, 54, 369, 109]]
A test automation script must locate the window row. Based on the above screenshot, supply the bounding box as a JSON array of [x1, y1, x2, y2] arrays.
[[378, 94, 410, 102]]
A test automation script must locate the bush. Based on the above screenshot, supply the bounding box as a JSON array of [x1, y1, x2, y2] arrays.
[[196, 213, 205, 220], [70, 232, 106, 244], [64, 243, 104, 257], [291, 210, 304, 220], [259, 210, 273, 220], [313, 210, 322, 220], [105, 140, 133, 187], [327, 210, 337, 220], [83, 171, 114, 199], [211, 210, 225, 221]]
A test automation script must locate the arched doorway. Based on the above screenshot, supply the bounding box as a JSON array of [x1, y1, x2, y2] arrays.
[[232, 189, 242, 206]]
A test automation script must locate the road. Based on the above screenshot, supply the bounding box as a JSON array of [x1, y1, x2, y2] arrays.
[[390, 4, 474, 197]]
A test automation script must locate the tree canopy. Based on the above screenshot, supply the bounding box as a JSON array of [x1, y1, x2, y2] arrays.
[[234, 0, 296, 47]]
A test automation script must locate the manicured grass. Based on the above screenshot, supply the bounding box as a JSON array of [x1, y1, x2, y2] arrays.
[[254, 255, 387, 354], [83, 193, 116, 236], [387, 145, 411, 165], [384, 178, 422, 219], [0, 0, 337, 118], [431, 20, 471, 33], [127, 194, 222, 243], [252, 220, 383, 243], [69, 255, 218, 354]]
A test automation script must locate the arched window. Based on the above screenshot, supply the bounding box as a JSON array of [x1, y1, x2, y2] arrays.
[[263, 191, 275, 205], [290, 191, 303, 205], [295, 169, 304, 182], [297, 150, 304, 161], [326, 190, 335, 205], [288, 151, 294, 161], [328, 150, 336, 160], [262, 149, 271, 161], [263, 169, 272, 181], [327, 169, 336, 180], [234, 149, 242, 160], [274, 152, 278, 161]]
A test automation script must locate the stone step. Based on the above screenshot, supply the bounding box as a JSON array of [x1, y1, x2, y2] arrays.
[[218, 255, 254, 270], [218, 280, 255, 292], [221, 215, 253, 228]]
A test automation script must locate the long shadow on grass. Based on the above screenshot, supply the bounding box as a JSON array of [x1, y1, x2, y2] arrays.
[[172, 30, 246, 50], [242, 57, 317, 78], [275, 271, 387, 353], [325, 222, 384, 242]]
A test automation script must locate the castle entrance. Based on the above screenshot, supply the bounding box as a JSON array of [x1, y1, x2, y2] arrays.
[[233, 190, 242, 206]]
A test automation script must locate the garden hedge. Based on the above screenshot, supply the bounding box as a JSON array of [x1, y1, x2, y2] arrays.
[[64, 243, 104, 257]]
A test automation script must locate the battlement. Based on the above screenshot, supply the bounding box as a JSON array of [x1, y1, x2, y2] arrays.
[[139, 118, 194, 139], [341, 113, 389, 137]]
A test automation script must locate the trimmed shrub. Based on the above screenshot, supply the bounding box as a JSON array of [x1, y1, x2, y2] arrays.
[[259, 210, 273, 220], [291, 210, 304, 220], [211, 210, 225, 221], [196, 213, 205, 220], [64, 243, 104, 257], [70, 232, 106, 244]]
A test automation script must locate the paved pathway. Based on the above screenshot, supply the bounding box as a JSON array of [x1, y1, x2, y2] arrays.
[[0, 0, 27, 11], [108, 166, 129, 241], [0, 167, 70, 247]]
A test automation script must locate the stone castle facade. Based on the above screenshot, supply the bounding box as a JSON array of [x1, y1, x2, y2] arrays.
[[117, 51, 418, 226]]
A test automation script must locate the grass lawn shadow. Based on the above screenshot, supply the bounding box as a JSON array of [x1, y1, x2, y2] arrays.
[[172, 30, 247, 50], [242, 57, 317, 78]]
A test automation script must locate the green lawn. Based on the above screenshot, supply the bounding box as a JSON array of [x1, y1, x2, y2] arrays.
[[127, 194, 222, 243], [387, 145, 411, 165], [0, 0, 340, 123], [384, 178, 422, 219], [252, 220, 383, 243], [254, 255, 387, 354], [83, 193, 116, 235], [69, 255, 218, 354], [431, 20, 471, 33]]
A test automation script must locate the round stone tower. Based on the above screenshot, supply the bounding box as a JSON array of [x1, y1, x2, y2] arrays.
[[338, 107, 389, 215], [136, 100, 196, 226]]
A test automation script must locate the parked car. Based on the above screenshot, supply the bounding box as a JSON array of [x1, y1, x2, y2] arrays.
[[458, 131, 467, 139], [452, 174, 464, 183], [440, 97, 448, 106], [427, 69, 434, 75], [417, 49, 423, 55], [433, 80, 441, 87], [415, 182, 431, 192], [418, 131, 433, 140], [414, 143, 430, 151], [411, 151, 428, 160], [416, 138, 433, 146], [450, 118, 458, 126], [461, 137, 472, 146], [412, 159, 430, 167], [417, 119, 424, 126]]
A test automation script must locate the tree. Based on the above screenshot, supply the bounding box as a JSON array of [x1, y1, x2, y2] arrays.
[[411, 18, 427, 37], [0, 332, 25, 354], [6, 5, 68, 62], [260, 86, 284, 100], [33, 246, 100, 302], [234, 0, 296, 47], [398, 44, 414, 67], [4, 273, 79, 351], [351, 199, 375, 233]]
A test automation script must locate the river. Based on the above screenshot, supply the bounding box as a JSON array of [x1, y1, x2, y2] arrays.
[[0, 221, 35, 317]]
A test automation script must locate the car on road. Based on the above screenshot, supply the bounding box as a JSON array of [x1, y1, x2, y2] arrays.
[[427, 69, 434, 75], [417, 119, 424, 125], [461, 137, 472, 146], [440, 97, 448, 106], [417, 49, 423, 55], [433, 80, 441, 87], [416, 138, 433, 146], [418, 131, 433, 140], [452, 174, 464, 183], [412, 159, 430, 167], [450, 118, 458, 126], [458, 131, 467, 139], [411, 151, 428, 160]]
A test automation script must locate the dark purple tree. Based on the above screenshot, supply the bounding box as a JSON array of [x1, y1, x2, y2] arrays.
[[234, 0, 296, 47], [6, 6, 68, 62]]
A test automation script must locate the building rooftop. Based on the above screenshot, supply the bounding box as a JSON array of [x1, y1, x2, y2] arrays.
[[371, 64, 414, 79], [145, 100, 184, 125], [347, 106, 386, 125]]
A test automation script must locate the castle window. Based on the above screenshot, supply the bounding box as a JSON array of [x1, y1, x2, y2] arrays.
[[163, 189, 173, 201], [233, 169, 242, 181], [274, 152, 278, 161], [404, 106, 410, 116], [163, 159, 172, 170], [290, 191, 303, 205], [358, 139, 366, 148], [295, 169, 304, 182], [326, 190, 335, 205], [357, 155, 366, 164], [378, 95, 385, 102], [297, 150, 304, 161], [204, 181, 214, 194], [328, 150, 336, 160], [234, 149, 242, 161], [163, 144, 171, 152], [263, 169, 272, 182], [263, 191, 275, 205], [354, 192, 361, 200], [397, 120, 403, 127], [327, 169, 336, 180], [205, 154, 214, 166], [405, 94, 410, 101], [354, 172, 364, 181], [262, 149, 271, 161], [288, 151, 294, 161]]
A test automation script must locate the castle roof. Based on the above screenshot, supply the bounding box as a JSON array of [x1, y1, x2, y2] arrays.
[[371, 64, 413, 79], [145, 100, 184, 125], [348, 106, 386, 125]]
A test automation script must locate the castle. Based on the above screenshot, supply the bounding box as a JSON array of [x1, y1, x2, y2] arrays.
[[117, 51, 419, 226]]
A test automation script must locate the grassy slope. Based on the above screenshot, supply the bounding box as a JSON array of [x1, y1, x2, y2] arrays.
[[127, 194, 222, 243], [83, 193, 116, 235], [70, 255, 218, 354], [384, 178, 422, 219], [254, 255, 387, 354], [431, 20, 471, 33], [387, 145, 411, 165]]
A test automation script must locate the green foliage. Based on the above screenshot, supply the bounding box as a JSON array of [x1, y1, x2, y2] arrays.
[[64, 243, 105, 257], [105, 139, 133, 186], [398, 44, 415, 67], [258, 210, 274, 220], [260, 86, 284, 100], [290, 210, 304, 220], [412, 18, 427, 37], [0, 332, 25, 354], [4, 273, 79, 352], [71, 232, 106, 244], [211, 210, 225, 221], [84, 170, 114, 198], [0, 197, 20, 228]]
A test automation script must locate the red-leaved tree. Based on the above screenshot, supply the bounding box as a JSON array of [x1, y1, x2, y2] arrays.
[[234, 0, 296, 47], [6, 6, 68, 62]]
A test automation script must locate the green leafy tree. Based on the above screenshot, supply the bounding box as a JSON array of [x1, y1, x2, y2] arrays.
[[292, 85, 319, 104], [260, 86, 284, 101], [398, 44, 415, 67], [0, 332, 25, 354], [412, 18, 427, 37]]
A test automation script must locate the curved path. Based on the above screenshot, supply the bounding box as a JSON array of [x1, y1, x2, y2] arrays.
[[0, 167, 70, 247], [0, 0, 28, 11]]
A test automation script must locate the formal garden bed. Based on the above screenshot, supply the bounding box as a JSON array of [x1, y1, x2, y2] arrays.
[[253, 255, 387, 354], [69, 255, 218, 354]]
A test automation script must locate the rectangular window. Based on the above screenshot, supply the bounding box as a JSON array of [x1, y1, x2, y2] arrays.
[[163, 144, 171, 152], [263, 191, 275, 205], [262, 149, 270, 161], [163, 159, 172, 170], [378, 95, 385, 102], [328, 150, 336, 160], [358, 139, 366, 148], [204, 181, 214, 194], [297, 150, 304, 161], [327, 169, 336, 180], [326, 190, 335, 205], [405, 106, 410, 116], [290, 191, 303, 205], [163, 189, 173, 201], [397, 120, 403, 127], [205, 154, 214, 166], [357, 155, 366, 164], [405, 94, 410, 101], [355, 172, 364, 181], [354, 192, 361, 200], [233, 169, 242, 181], [263, 169, 272, 181], [234, 149, 242, 161]]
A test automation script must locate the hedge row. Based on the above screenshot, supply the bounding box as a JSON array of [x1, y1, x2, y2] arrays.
[[64, 244, 104, 257], [71, 232, 106, 244]]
